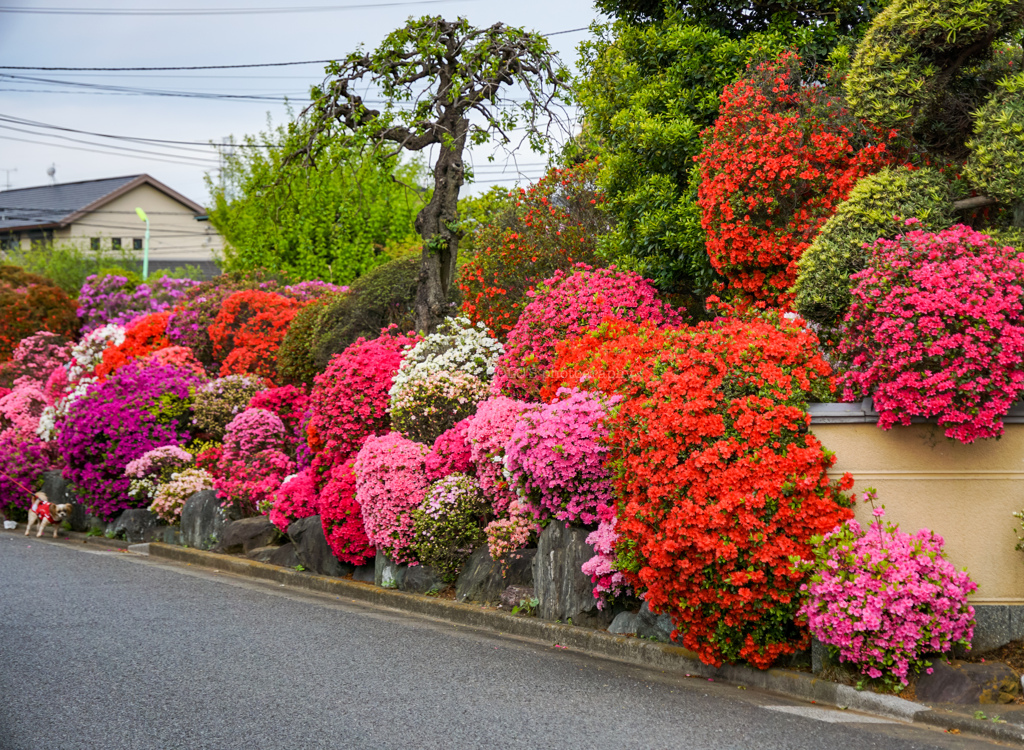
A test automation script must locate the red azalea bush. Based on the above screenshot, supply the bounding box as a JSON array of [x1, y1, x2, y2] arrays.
[[492, 265, 683, 400], [458, 160, 605, 338], [307, 326, 421, 476], [353, 432, 431, 565], [697, 52, 896, 308], [269, 468, 318, 532], [318, 458, 375, 565], [209, 289, 303, 379], [0, 267, 79, 361], [425, 418, 474, 481], [841, 224, 1024, 443], [548, 314, 852, 669], [94, 312, 172, 380]]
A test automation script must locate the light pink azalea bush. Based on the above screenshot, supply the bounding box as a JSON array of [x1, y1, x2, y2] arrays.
[[841, 224, 1024, 443], [799, 493, 977, 688], [582, 502, 631, 608], [353, 432, 430, 564], [493, 265, 684, 400], [465, 396, 529, 515], [484, 498, 539, 567], [504, 388, 619, 525], [412, 473, 488, 582], [150, 468, 214, 523], [318, 458, 374, 565], [125, 444, 194, 505], [269, 469, 319, 532]]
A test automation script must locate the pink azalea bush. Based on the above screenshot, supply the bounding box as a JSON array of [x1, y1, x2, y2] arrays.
[[150, 467, 214, 523], [353, 432, 430, 565], [799, 493, 977, 688], [493, 265, 684, 400], [484, 498, 539, 567], [318, 458, 374, 565], [125, 444, 194, 505], [215, 408, 295, 515], [1, 332, 70, 388], [307, 326, 421, 473], [841, 224, 1024, 443], [250, 385, 309, 446], [425, 419, 473, 481], [269, 469, 318, 532], [504, 388, 619, 525], [465, 396, 529, 515], [0, 383, 49, 435], [412, 473, 488, 582], [582, 502, 631, 608]]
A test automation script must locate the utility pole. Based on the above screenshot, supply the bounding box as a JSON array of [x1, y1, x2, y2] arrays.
[[0, 168, 16, 190]]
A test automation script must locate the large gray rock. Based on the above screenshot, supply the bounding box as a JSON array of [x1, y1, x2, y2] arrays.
[[375, 550, 403, 588], [455, 546, 535, 605], [916, 660, 1021, 704], [533, 523, 612, 628], [608, 611, 639, 636], [112, 509, 163, 543], [352, 564, 375, 583], [214, 516, 280, 554], [401, 563, 447, 594], [269, 543, 300, 569], [180, 490, 228, 550], [42, 471, 89, 532], [636, 602, 675, 642], [288, 515, 348, 577]]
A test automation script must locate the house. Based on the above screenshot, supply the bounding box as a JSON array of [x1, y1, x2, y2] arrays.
[[0, 174, 223, 275]]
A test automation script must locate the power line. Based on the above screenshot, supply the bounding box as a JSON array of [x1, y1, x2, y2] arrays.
[[0, 123, 221, 162], [0, 135, 224, 168], [0, 0, 468, 16]]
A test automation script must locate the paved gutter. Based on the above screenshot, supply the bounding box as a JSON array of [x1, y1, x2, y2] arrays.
[[133, 541, 1024, 746]]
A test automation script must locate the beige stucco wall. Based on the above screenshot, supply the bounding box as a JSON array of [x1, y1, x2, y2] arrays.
[[56, 182, 222, 262], [810, 422, 1024, 604]]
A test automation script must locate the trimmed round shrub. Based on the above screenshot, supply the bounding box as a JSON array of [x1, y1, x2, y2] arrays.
[[412, 473, 488, 583], [209, 289, 303, 379], [269, 469, 318, 532], [276, 296, 336, 385], [465, 396, 530, 516], [192, 375, 265, 441], [150, 468, 214, 524], [94, 312, 172, 379], [353, 432, 430, 565], [794, 167, 956, 329], [307, 326, 421, 473], [484, 499, 538, 566], [0, 383, 48, 435], [57, 362, 203, 519], [125, 445, 194, 506], [493, 265, 683, 400], [425, 418, 473, 481], [0, 266, 79, 361], [966, 72, 1024, 209], [840, 224, 1024, 443], [505, 388, 619, 526], [318, 458, 374, 565], [0, 332, 70, 389], [800, 497, 976, 688], [249, 385, 309, 448]]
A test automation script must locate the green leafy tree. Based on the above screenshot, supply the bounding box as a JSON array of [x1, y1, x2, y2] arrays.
[[207, 120, 425, 283], [298, 16, 571, 332]]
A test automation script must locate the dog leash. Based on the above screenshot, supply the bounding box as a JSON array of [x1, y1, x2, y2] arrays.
[[0, 468, 40, 499]]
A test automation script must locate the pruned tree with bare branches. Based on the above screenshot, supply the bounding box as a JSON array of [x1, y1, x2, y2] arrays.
[[297, 16, 572, 333]]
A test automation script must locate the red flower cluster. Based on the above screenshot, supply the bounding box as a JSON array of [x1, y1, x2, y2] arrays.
[[458, 160, 603, 337], [208, 290, 303, 380], [317, 458, 375, 565], [547, 314, 853, 669], [95, 312, 172, 379], [250, 385, 309, 446], [697, 52, 896, 308]]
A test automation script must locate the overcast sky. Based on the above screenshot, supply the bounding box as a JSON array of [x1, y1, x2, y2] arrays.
[[0, 0, 605, 206]]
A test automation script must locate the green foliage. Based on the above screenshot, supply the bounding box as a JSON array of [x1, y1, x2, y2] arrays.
[[3, 240, 158, 296], [308, 256, 421, 371], [794, 167, 957, 328], [207, 119, 426, 284], [577, 18, 799, 308], [276, 295, 338, 385], [967, 72, 1024, 211], [845, 0, 1023, 157]]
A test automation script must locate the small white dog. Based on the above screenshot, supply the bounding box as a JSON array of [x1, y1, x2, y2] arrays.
[[25, 492, 71, 538]]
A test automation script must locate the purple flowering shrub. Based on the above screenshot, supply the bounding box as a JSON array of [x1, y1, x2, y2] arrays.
[[412, 473, 488, 582], [78, 274, 197, 334], [282, 280, 348, 301], [57, 362, 204, 519], [353, 432, 430, 565], [504, 388, 619, 525], [799, 493, 977, 688]]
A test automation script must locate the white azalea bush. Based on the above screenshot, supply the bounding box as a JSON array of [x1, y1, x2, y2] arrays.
[[389, 316, 503, 444]]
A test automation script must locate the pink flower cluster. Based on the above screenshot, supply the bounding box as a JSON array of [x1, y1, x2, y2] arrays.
[[582, 502, 631, 608], [250, 385, 309, 444], [353, 432, 430, 564], [799, 499, 976, 686], [269, 469, 318, 532], [842, 224, 1024, 443], [484, 499, 539, 565], [0, 383, 48, 434], [318, 458, 374, 565], [465, 396, 529, 515], [425, 418, 473, 481], [150, 468, 213, 523], [125, 445, 193, 480], [505, 388, 619, 525], [215, 407, 294, 515], [493, 265, 684, 400], [222, 408, 287, 458], [2, 332, 70, 388], [307, 326, 421, 471]]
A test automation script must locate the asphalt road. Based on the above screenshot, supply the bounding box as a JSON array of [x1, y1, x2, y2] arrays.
[[0, 532, 1006, 750]]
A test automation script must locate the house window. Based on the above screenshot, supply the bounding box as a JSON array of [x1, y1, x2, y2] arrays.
[[111, 238, 121, 250], [0, 234, 19, 252], [90, 237, 100, 251], [133, 238, 143, 250]]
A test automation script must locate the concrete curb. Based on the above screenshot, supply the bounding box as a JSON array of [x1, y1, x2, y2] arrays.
[[142, 542, 1024, 744], [1, 526, 130, 550]]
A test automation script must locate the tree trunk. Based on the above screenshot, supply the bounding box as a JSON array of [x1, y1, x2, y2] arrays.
[[413, 120, 468, 334]]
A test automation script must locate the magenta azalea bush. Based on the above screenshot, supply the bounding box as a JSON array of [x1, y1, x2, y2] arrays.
[[57, 362, 203, 519], [353, 432, 430, 565], [465, 396, 529, 516], [799, 494, 977, 687], [0, 427, 49, 515], [505, 388, 619, 525], [493, 265, 684, 400], [582, 502, 631, 608], [318, 458, 374, 565], [841, 224, 1024, 443], [269, 469, 318, 532], [425, 418, 474, 481]]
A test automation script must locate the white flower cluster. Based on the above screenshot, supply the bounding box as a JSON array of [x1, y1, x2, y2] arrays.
[[389, 316, 503, 398], [67, 323, 125, 383], [35, 376, 98, 442]]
